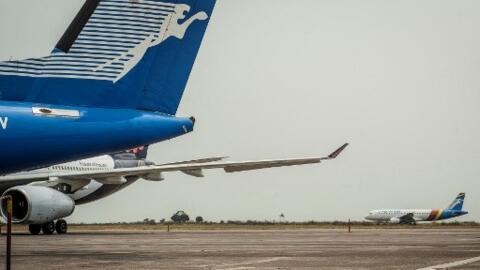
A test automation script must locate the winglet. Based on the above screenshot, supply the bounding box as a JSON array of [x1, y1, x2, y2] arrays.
[[327, 143, 349, 159]]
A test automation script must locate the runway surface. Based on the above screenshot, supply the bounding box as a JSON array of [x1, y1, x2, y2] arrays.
[[0, 228, 479, 269]]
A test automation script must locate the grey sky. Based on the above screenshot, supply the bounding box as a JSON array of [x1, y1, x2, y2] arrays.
[[1, 0, 479, 223]]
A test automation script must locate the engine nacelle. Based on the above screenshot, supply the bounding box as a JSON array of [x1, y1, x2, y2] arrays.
[[389, 217, 401, 224], [1, 186, 75, 224]]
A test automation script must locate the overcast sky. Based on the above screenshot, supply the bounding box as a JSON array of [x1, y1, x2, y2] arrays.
[[1, 0, 479, 223]]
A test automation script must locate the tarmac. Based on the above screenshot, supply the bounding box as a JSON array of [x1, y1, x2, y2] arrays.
[[0, 228, 479, 269]]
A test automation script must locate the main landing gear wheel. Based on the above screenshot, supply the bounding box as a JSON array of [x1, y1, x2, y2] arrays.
[[55, 219, 68, 234], [28, 224, 41, 235], [41, 221, 55, 235]]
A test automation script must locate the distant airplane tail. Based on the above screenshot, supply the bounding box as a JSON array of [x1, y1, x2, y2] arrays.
[[112, 145, 150, 160], [447, 193, 465, 211], [127, 146, 150, 160], [0, 0, 216, 115]]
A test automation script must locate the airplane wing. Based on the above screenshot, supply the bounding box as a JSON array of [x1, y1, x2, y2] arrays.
[[0, 143, 348, 186], [398, 213, 415, 224], [162, 156, 229, 166]]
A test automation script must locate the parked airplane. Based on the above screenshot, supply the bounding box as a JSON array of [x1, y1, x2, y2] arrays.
[[0, 0, 217, 174], [365, 193, 468, 225], [0, 143, 348, 235]]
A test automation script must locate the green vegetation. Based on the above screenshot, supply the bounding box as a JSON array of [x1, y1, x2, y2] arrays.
[[171, 211, 190, 223]]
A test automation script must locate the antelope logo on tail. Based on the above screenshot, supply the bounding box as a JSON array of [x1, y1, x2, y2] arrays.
[[95, 3, 209, 82]]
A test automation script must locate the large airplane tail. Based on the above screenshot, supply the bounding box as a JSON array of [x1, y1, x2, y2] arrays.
[[447, 193, 465, 211], [0, 0, 216, 115]]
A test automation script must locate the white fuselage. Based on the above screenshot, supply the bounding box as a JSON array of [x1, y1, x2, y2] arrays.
[[2, 155, 130, 204], [31, 155, 115, 175], [365, 209, 441, 222]]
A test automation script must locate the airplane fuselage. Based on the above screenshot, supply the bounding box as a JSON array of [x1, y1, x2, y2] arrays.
[[0, 101, 194, 175], [2, 154, 145, 205], [366, 209, 468, 222]]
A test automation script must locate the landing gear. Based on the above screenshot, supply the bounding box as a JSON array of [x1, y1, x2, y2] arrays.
[[28, 224, 41, 235], [28, 220, 68, 235], [41, 221, 55, 235], [55, 219, 67, 234]]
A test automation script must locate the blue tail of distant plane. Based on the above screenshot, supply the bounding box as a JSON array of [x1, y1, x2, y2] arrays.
[[447, 193, 465, 211], [0, 0, 216, 115]]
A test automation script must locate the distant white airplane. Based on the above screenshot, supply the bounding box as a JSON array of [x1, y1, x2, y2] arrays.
[[365, 193, 468, 225], [0, 143, 348, 235]]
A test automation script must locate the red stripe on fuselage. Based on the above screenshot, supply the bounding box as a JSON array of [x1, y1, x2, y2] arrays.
[[427, 209, 439, 221]]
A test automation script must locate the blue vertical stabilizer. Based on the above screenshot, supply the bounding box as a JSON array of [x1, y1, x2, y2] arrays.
[[447, 193, 465, 211], [0, 0, 216, 115]]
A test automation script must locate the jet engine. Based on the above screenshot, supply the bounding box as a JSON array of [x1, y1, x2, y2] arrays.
[[389, 217, 401, 224], [1, 186, 75, 224]]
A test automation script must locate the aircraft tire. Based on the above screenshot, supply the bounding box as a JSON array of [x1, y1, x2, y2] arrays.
[[28, 224, 41, 235], [55, 219, 68, 234], [42, 222, 55, 235]]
